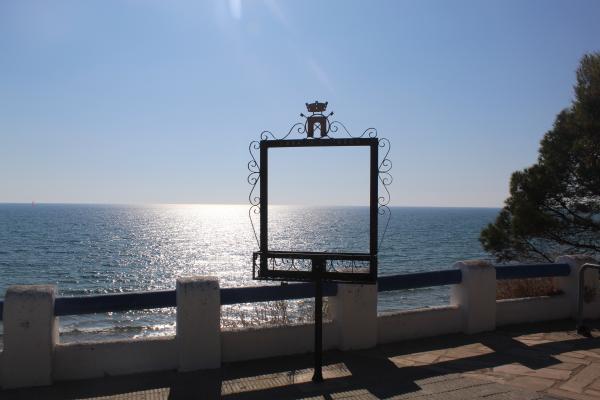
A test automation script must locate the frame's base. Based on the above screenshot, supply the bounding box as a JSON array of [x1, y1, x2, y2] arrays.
[[252, 250, 377, 284], [312, 371, 324, 383]]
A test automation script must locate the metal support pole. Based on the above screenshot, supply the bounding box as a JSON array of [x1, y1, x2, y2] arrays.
[[576, 263, 600, 337], [312, 258, 324, 383]]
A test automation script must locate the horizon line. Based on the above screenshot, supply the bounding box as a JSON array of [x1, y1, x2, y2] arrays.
[[0, 201, 503, 209]]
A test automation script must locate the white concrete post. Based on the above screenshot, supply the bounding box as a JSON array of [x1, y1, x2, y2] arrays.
[[1, 285, 58, 389], [556, 255, 600, 319], [451, 260, 496, 334], [330, 283, 377, 350], [176, 276, 221, 371]]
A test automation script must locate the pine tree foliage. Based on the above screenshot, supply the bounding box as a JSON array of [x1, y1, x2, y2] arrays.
[[480, 53, 600, 262]]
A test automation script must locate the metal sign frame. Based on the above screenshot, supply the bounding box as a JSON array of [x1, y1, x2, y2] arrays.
[[254, 137, 379, 283], [247, 101, 391, 382]]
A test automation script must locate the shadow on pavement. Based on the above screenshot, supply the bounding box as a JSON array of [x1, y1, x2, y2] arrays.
[[1, 319, 598, 399]]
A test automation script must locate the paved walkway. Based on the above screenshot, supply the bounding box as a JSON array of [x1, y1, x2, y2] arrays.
[[3, 319, 600, 399]]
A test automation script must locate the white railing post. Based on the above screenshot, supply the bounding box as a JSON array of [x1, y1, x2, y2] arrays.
[[451, 260, 496, 334], [1, 285, 58, 389], [176, 276, 221, 371], [556, 255, 600, 319], [330, 283, 377, 350]]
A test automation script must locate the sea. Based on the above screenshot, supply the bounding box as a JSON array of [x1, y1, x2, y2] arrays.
[[0, 204, 498, 344]]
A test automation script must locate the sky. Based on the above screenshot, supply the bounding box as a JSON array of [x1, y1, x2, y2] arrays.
[[1, 0, 599, 207]]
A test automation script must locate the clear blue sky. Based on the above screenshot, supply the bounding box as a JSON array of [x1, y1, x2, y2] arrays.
[[1, 0, 599, 206]]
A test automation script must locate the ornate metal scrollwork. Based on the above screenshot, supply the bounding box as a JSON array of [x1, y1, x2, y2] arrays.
[[328, 121, 378, 139], [377, 137, 392, 250], [325, 259, 371, 274], [252, 252, 373, 279], [268, 257, 313, 272], [248, 140, 261, 247], [249, 101, 384, 142], [259, 122, 306, 141]]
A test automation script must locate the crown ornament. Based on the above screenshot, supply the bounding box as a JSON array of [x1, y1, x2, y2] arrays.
[[300, 100, 334, 138]]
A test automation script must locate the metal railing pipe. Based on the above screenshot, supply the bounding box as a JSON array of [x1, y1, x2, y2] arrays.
[[576, 263, 600, 336], [0, 263, 575, 320]]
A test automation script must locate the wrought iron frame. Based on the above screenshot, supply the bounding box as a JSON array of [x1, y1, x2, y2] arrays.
[[247, 102, 391, 382], [248, 106, 392, 284], [253, 138, 379, 283]]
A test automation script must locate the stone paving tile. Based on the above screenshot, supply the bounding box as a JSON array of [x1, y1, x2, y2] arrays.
[[329, 389, 378, 399], [221, 363, 353, 396], [573, 351, 600, 360], [443, 347, 492, 359], [402, 352, 441, 364], [584, 388, 600, 397], [418, 375, 490, 393], [509, 376, 556, 391], [413, 372, 462, 385], [464, 371, 511, 384], [561, 351, 590, 359], [481, 393, 545, 400], [545, 362, 582, 371], [519, 339, 553, 346], [559, 363, 600, 393], [547, 387, 600, 400], [494, 364, 573, 380], [589, 378, 600, 391], [78, 389, 170, 400], [389, 383, 537, 400], [555, 354, 592, 366], [465, 382, 515, 397]]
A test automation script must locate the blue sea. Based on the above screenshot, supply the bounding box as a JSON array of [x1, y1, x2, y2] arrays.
[[0, 204, 498, 343]]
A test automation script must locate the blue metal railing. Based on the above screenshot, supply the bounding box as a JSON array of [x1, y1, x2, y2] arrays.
[[0, 263, 571, 321], [54, 290, 176, 316], [378, 269, 462, 291], [495, 263, 570, 280]]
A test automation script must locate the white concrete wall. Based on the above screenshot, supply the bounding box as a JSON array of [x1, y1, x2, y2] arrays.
[[377, 305, 461, 344], [53, 336, 177, 381], [451, 260, 496, 333], [176, 276, 220, 371], [221, 321, 337, 363], [1, 256, 599, 388], [496, 295, 570, 326], [1, 285, 57, 389], [330, 283, 378, 350]]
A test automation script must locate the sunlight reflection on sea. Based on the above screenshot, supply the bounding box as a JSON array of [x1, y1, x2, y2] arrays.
[[0, 204, 497, 343]]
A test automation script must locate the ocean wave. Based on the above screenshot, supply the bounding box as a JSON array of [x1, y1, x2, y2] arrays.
[[60, 323, 176, 336], [61, 325, 144, 335], [58, 327, 176, 344]]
